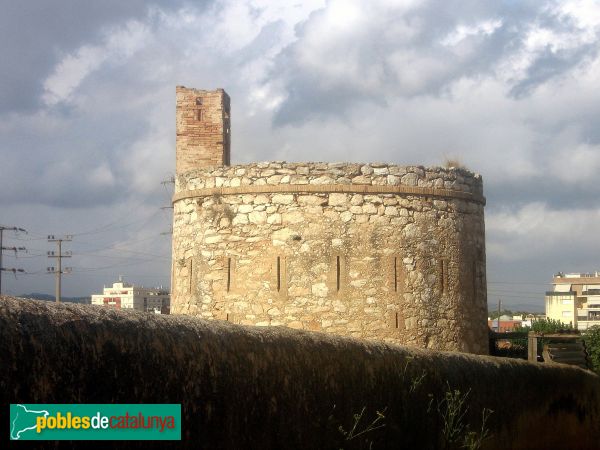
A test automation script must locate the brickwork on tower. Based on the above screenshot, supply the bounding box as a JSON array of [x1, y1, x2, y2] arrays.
[[171, 88, 489, 354], [176, 86, 230, 174]]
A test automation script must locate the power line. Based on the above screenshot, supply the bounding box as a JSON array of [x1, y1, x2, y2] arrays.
[[3, 252, 46, 259], [75, 233, 159, 249], [21, 269, 48, 275], [488, 289, 545, 297], [73, 272, 171, 279], [12, 235, 47, 241], [19, 206, 164, 241], [71, 208, 166, 238], [488, 289, 544, 295], [75, 252, 169, 261], [0, 226, 27, 295], [2, 246, 27, 256], [487, 294, 542, 300], [72, 257, 165, 272], [0, 268, 26, 282], [76, 243, 170, 260]]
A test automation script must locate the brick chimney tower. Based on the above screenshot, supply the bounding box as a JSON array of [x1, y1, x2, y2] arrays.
[[175, 86, 230, 175]]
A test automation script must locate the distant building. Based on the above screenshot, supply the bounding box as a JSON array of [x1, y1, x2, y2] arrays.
[[545, 272, 600, 330], [520, 318, 533, 328], [488, 315, 522, 332], [91, 278, 170, 314]]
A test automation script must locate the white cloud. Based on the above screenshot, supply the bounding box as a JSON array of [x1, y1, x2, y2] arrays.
[[556, 0, 600, 37], [89, 163, 116, 188], [42, 21, 149, 106], [441, 19, 503, 47], [487, 202, 600, 261], [547, 139, 600, 185]]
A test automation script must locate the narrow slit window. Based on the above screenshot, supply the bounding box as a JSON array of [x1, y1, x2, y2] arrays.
[[394, 257, 398, 292], [336, 255, 341, 292], [277, 256, 281, 292], [197, 109, 204, 121], [444, 260, 449, 293], [226, 257, 231, 292], [441, 259, 444, 293], [188, 258, 193, 294], [472, 260, 478, 299], [439, 259, 449, 294], [395, 312, 399, 329]]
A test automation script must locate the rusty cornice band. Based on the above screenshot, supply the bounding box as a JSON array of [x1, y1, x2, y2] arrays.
[[173, 184, 486, 205]]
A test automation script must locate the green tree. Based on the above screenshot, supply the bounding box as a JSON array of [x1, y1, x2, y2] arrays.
[[530, 318, 574, 333], [511, 319, 575, 361], [583, 326, 600, 375], [515, 318, 574, 335]]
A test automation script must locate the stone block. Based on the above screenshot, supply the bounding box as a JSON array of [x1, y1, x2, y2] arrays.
[[328, 193, 348, 206], [272, 194, 294, 204], [249, 211, 267, 224]]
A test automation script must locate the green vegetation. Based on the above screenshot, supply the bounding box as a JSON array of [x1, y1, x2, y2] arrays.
[[462, 408, 493, 450], [438, 387, 470, 447], [435, 385, 493, 450], [336, 406, 386, 450], [583, 326, 600, 375], [524, 318, 574, 333], [442, 157, 465, 169], [514, 319, 575, 360], [491, 319, 576, 360], [409, 370, 427, 394]]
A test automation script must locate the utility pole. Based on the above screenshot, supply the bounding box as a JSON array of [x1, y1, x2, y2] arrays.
[[161, 176, 175, 235], [47, 235, 72, 303], [0, 226, 27, 296], [161, 176, 175, 296], [497, 299, 502, 333]]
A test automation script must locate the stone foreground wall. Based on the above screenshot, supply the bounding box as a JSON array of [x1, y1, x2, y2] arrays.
[[2, 298, 600, 450], [172, 162, 488, 354]]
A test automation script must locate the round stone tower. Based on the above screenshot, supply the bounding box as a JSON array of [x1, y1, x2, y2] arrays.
[[171, 87, 488, 354]]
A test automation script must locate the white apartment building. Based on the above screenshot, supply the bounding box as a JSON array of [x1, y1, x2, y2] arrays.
[[91, 277, 170, 314], [545, 272, 600, 330]]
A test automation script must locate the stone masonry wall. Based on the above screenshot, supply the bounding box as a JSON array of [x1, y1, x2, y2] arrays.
[[171, 162, 488, 354]]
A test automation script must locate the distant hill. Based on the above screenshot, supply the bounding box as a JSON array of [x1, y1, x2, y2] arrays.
[[19, 293, 91, 304]]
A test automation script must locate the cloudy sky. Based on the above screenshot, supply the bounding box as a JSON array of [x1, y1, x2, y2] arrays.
[[1, 0, 599, 311]]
